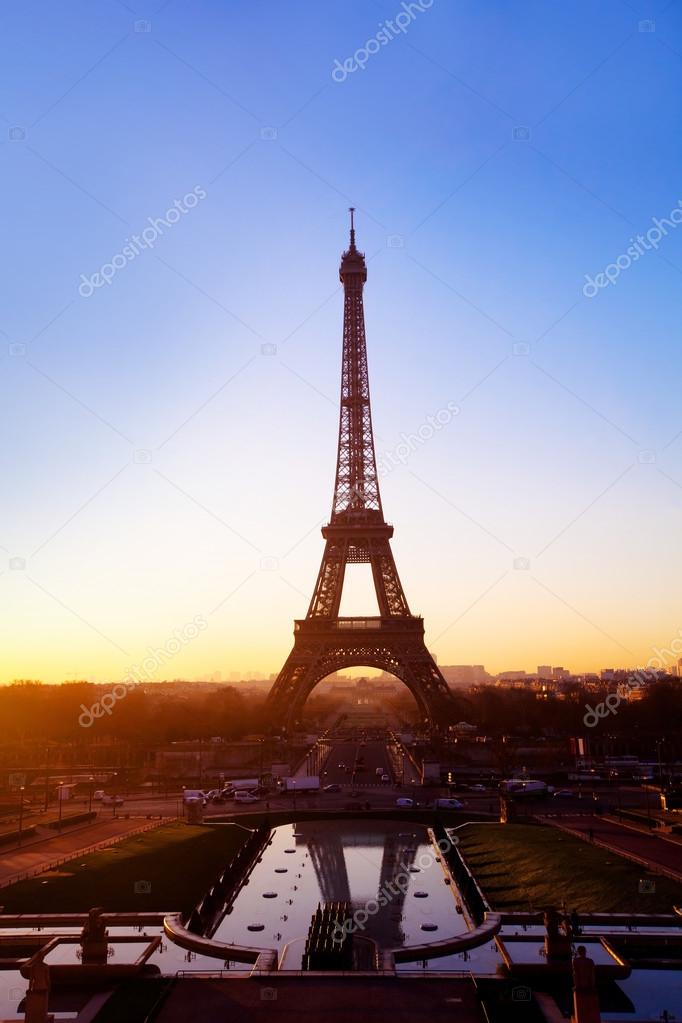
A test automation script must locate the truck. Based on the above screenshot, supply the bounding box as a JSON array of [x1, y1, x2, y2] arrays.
[[223, 779, 259, 794], [282, 776, 320, 793], [421, 761, 441, 786]]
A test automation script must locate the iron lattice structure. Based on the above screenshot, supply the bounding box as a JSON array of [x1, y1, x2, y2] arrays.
[[266, 211, 455, 732]]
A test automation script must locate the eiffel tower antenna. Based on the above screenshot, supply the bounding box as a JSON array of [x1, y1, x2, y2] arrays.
[[266, 213, 456, 733]]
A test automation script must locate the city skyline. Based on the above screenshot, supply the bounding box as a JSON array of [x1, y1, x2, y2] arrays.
[[3, 1, 682, 685]]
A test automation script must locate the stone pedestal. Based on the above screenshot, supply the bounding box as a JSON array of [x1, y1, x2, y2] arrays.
[[572, 945, 600, 1023], [24, 957, 53, 1023]]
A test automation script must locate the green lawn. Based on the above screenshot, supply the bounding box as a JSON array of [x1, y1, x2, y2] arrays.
[[0, 822, 252, 914], [457, 823, 682, 914]]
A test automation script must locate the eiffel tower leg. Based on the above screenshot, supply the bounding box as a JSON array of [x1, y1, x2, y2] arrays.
[[307, 539, 348, 619], [368, 537, 410, 617], [394, 641, 455, 733]]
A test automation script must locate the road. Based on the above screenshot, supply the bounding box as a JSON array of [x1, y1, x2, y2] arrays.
[[320, 740, 394, 788], [0, 816, 169, 888], [542, 812, 682, 880]]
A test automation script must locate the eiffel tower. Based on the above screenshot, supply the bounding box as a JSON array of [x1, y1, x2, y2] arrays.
[[266, 211, 456, 733]]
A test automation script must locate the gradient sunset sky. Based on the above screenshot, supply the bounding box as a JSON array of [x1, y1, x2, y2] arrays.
[[2, 0, 682, 684]]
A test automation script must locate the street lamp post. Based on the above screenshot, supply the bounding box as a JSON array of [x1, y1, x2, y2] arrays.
[[43, 747, 50, 813], [18, 786, 25, 848], [657, 739, 666, 790], [88, 776, 94, 816], [57, 783, 64, 832]]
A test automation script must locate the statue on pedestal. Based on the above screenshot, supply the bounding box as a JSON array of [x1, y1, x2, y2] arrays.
[[543, 907, 573, 961], [80, 907, 109, 965], [24, 954, 53, 1023], [572, 945, 600, 1023]]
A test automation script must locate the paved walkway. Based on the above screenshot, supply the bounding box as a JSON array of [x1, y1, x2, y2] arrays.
[[0, 817, 170, 889], [155, 976, 486, 1023], [542, 813, 682, 880]]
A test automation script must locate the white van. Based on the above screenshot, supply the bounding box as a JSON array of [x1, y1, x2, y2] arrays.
[[234, 791, 259, 804], [183, 789, 206, 804]]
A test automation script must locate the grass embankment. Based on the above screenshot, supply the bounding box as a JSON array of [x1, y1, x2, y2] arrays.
[[457, 823, 682, 914], [0, 822, 251, 914]]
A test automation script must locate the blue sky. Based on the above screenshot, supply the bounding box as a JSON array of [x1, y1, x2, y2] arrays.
[[1, 0, 682, 682]]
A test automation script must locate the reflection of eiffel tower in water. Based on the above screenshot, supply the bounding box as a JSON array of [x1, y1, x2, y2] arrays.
[[295, 822, 419, 949]]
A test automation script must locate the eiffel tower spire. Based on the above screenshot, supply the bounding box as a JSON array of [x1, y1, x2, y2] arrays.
[[331, 208, 381, 522], [266, 214, 455, 733]]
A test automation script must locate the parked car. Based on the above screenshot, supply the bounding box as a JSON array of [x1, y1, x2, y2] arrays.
[[435, 798, 464, 809], [323, 784, 342, 793], [183, 789, 207, 805], [92, 790, 106, 801], [395, 797, 414, 808], [234, 791, 260, 804], [381, 774, 390, 784], [470, 784, 486, 792], [553, 789, 575, 798], [101, 795, 124, 806]]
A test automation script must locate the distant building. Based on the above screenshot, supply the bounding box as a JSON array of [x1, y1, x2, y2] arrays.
[[440, 665, 490, 686], [537, 665, 552, 678], [552, 667, 570, 680]]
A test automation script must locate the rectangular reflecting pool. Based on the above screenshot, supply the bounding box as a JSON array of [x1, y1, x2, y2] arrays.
[[210, 820, 470, 968]]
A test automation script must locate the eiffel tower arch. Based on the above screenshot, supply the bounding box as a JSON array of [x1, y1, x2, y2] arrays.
[[266, 211, 457, 734]]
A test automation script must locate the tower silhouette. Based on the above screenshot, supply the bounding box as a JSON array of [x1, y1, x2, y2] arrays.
[[267, 211, 455, 732]]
